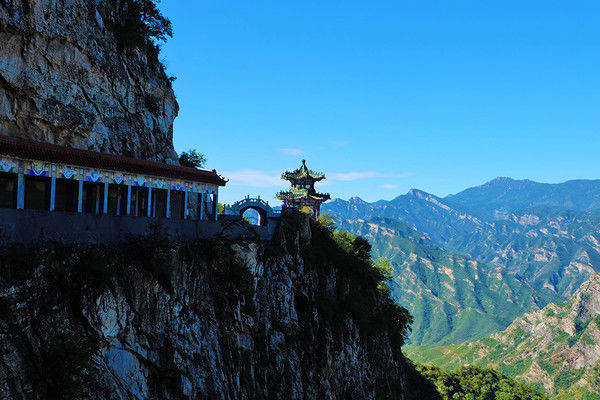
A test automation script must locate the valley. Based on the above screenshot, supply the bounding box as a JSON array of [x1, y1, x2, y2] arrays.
[[323, 177, 600, 398]]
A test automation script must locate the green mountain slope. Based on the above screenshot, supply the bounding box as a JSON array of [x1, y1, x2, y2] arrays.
[[443, 207, 600, 299], [324, 192, 600, 300], [334, 217, 559, 346], [406, 274, 600, 399]]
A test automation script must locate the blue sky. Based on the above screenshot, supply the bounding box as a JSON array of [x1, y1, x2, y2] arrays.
[[158, 1, 600, 205]]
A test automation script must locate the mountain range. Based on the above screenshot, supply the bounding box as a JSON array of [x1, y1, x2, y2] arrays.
[[323, 178, 600, 345], [447, 178, 600, 220], [323, 177, 600, 398]]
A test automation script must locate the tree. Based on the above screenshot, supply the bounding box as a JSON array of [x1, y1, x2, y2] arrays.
[[316, 212, 336, 231], [179, 150, 207, 169], [101, 0, 172, 49]]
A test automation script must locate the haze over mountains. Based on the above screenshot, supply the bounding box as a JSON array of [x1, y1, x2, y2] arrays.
[[322, 177, 600, 346]]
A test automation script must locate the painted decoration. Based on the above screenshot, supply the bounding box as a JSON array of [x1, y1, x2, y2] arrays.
[[171, 183, 185, 191], [114, 174, 125, 185], [153, 179, 168, 189], [0, 158, 16, 173], [0, 154, 219, 199], [27, 161, 48, 177], [133, 176, 146, 187], [62, 167, 76, 179], [86, 170, 103, 183]]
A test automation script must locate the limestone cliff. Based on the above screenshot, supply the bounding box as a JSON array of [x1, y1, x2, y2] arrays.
[[0, 0, 178, 162], [0, 214, 433, 400]]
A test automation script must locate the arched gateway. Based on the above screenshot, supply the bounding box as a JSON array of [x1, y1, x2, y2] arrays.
[[223, 196, 277, 226]]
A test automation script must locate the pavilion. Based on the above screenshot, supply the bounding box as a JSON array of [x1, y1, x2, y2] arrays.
[[276, 160, 330, 217], [0, 135, 226, 221]]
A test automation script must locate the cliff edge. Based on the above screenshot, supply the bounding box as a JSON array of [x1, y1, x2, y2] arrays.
[[0, 213, 434, 399], [0, 0, 178, 162]]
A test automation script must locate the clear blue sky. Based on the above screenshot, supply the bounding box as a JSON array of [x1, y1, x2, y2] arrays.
[[158, 1, 600, 205]]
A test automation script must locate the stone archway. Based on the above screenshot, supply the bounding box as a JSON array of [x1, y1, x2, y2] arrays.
[[224, 196, 276, 227], [240, 205, 268, 226]]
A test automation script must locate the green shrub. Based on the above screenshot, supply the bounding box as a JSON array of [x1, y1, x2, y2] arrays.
[[292, 212, 413, 351], [415, 363, 547, 400], [100, 0, 172, 49]]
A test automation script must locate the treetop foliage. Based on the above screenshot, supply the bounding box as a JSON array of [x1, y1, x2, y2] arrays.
[[417, 364, 548, 400], [179, 149, 207, 169], [101, 0, 172, 48]]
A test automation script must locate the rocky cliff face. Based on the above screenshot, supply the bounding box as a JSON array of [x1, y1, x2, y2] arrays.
[[0, 0, 178, 162], [0, 214, 427, 400]]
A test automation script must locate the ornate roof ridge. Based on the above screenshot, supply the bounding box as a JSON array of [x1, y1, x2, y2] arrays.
[[281, 159, 325, 181]]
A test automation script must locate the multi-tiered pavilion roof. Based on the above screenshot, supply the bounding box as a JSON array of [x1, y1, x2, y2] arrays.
[[277, 160, 330, 216]]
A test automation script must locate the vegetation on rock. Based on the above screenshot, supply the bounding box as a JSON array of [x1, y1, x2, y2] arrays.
[[407, 274, 600, 399], [416, 364, 548, 400], [0, 213, 420, 399], [100, 0, 172, 48], [178, 149, 207, 169], [331, 216, 556, 346]]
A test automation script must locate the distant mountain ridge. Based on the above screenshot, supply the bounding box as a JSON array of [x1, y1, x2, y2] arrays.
[[326, 188, 488, 245], [323, 178, 600, 347], [447, 177, 600, 220], [329, 178, 600, 223]]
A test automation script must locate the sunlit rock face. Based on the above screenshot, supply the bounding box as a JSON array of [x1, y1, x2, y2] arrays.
[[0, 0, 178, 162], [0, 215, 416, 400]]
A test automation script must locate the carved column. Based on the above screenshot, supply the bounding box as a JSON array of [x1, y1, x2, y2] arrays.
[[103, 181, 109, 214], [166, 184, 171, 218], [183, 190, 189, 220], [199, 191, 204, 221], [50, 167, 56, 212], [213, 192, 219, 222]]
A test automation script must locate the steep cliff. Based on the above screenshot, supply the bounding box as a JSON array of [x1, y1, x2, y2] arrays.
[[0, 213, 433, 400], [0, 0, 178, 162]]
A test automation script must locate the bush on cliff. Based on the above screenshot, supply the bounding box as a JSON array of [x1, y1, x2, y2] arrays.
[[416, 364, 548, 400], [100, 0, 172, 72], [276, 211, 413, 352]]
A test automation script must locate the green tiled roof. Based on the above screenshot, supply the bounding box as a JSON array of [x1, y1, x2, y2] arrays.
[[281, 160, 325, 181], [276, 188, 330, 202]]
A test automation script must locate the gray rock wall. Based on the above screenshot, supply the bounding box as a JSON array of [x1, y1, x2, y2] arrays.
[[0, 213, 415, 400], [0, 0, 179, 162]]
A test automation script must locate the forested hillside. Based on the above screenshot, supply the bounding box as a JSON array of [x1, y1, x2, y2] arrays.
[[333, 217, 558, 345], [408, 274, 600, 399]]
